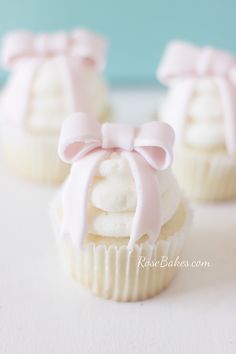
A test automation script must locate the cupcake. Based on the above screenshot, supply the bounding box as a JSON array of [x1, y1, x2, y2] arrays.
[[0, 29, 110, 184], [157, 41, 236, 201], [50, 113, 192, 301]]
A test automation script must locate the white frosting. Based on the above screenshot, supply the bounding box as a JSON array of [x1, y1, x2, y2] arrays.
[[194, 78, 219, 96], [27, 58, 108, 132], [189, 95, 223, 122], [186, 78, 225, 149], [88, 152, 181, 237], [91, 157, 136, 212]]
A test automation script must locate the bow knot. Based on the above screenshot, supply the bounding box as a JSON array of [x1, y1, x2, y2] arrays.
[[101, 123, 135, 151], [33, 33, 69, 56], [58, 113, 175, 250]]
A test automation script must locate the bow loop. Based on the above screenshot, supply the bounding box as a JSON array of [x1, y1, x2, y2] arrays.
[[198, 47, 236, 77], [157, 41, 199, 83], [135, 121, 174, 170], [102, 123, 135, 150], [2, 29, 107, 71], [58, 113, 102, 163]]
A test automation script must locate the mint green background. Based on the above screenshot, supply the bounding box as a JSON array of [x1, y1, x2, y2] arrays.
[[0, 0, 235, 85]]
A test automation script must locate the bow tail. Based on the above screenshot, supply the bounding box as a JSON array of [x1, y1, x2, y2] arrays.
[[3, 59, 40, 126], [61, 57, 90, 113], [215, 78, 236, 154], [61, 149, 109, 248], [123, 151, 161, 251], [169, 79, 195, 143]]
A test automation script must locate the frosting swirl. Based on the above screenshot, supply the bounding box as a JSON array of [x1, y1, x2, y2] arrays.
[[88, 152, 181, 237], [185, 78, 225, 149]]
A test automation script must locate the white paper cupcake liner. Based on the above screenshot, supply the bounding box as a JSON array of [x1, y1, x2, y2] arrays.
[[173, 146, 236, 201], [50, 196, 192, 302], [0, 124, 69, 184]]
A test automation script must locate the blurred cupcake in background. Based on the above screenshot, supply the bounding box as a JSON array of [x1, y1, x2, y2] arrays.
[[157, 41, 236, 201], [51, 113, 192, 301], [0, 29, 110, 184]]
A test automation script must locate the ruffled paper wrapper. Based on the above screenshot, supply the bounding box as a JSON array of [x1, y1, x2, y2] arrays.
[[50, 195, 192, 302], [173, 146, 236, 201], [0, 107, 111, 184]]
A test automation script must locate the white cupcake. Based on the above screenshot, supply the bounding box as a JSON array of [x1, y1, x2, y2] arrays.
[[51, 113, 192, 301], [0, 29, 110, 184], [157, 41, 236, 201]]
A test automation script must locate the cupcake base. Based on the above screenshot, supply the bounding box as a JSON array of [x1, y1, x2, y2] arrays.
[[51, 197, 191, 302], [0, 107, 111, 184], [1, 126, 70, 184], [173, 146, 236, 201]]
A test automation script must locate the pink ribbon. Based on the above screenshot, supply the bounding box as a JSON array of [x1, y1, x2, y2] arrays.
[[157, 41, 236, 154], [58, 113, 175, 251], [1, 30, 107, 128]]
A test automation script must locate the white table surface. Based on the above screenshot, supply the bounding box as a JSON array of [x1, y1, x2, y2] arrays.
[[0, 88, 236, 354]]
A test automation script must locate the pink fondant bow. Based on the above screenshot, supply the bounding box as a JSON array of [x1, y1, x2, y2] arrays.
[[2, 29, 107, 71], [1, 29, 107, 128], [157, 41, 236, 154], [58, 113, 175, 251]]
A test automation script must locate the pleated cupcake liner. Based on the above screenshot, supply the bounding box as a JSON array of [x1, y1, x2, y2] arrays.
[[50, 195, 192, 302], [0, 125, 69, 184], [173, 147, 236, 201]]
